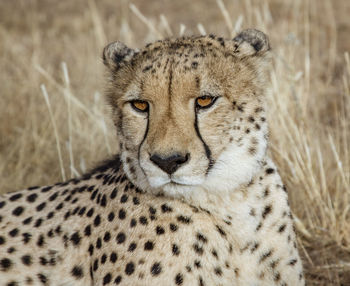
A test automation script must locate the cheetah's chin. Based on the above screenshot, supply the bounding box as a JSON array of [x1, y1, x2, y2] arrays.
[[147, 175, 203, 188]]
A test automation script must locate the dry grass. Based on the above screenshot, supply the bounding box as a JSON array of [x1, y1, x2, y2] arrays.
[[1, 0, 349, 284]]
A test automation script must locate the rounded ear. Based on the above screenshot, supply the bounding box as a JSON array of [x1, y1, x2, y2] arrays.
[[102, 41, 137, 70], [232, 29, 270, 57]]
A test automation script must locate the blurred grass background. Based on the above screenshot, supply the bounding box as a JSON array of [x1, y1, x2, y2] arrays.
[[0, 0, 349, 284]]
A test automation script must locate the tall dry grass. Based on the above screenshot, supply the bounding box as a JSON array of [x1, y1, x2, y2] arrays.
[[0, 0, 349, 284]]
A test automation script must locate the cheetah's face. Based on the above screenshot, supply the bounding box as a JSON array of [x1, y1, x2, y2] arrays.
[[103, 30, 271, 199]]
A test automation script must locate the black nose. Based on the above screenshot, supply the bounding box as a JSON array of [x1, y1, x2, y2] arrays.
[[150, 153, 190, 175]]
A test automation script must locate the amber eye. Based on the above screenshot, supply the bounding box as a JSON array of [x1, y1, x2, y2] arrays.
[[130, 100, 149, 112], [195, 95, 217, 109]]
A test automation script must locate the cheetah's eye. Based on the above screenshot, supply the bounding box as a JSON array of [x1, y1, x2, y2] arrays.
[[195, 95, 218, 109], [130, 100, 149, 112]]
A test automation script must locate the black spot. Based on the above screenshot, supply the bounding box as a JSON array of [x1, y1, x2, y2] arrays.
[[96, 238, 102, 249], [12, 206, 24, 216], [55, 226, 62, 234], [37, 273, 48, 285], [194, 260, 201, 268], [214, 267, 222, 276], [128, 242, 137, 252], [41, 186, 52, 193], [149, 206, 156, 215], [7, 247, 15, 254], [169, 223, 178, 232], [151, 262, 162, 276], [177, 215, 192, 224], [47, 212, 54, 219], [143, 65, 152, 72], [263, 188, 270, 197], [101, 254, 107, 264], [88, 244, 94, 256], [131, 197, 139, 205], [103, 232, 111, 242], [248, 116, 255, 122], [55, 202, 64, 210], [70, 232, 81, 246], [108, 212, 115, 222], [259, 250, 273, 263], [114, 276, 122, 284], [172, 244, 180, 255], [119, 209, 126, 219], [198, 276, 204, 286], [9, 193, 22, 201], [289, 259, 297, 266], [22, 255, 32, 266], [266, 168, 275, 174], [139, 216, 148, 225], [216, 225, 226, 237], [93, 259, 98, 271], [274, 272, 281, 281], [256, 222, 263, 231], [120, 194, 128, 203], [9, 228, 19, 237], [130, 218, 137, 227], [175, 273, 184, 285], [196, 233, 207, 243], [36, 202, 46, 212], [94, 215, 101, 227], [0, 258, 12, 271], [278, 224, 286, 233], [0, 201, 6, 208], [156, 226, 165, 235], [22, 233, 31, 244], [262, 205, 272, 219], [125, 262, 135, 275], [91, 189, 98, 201], [47, 229, 54, 237], [64, 211, 71, 220], [37, 235, 45, 247], [110, 252, 117, 263], [161, 204, 173, 213], [100, 195, 107, 207], [144, 241, 154, 251], [28, 186, 39, 190], [193, 243, 204, 255], [39, 256, 47, 266], [103, 273, 111, 285], [96, 194, 101, 204], [116, 232, 126, 244], [34, 218, 43, 228], [110, 188, 118, 199], [84, 225, 92, 236], [251, 242, 260, 253], [71, 266, 83, 279], [48, 192, 59, 201]]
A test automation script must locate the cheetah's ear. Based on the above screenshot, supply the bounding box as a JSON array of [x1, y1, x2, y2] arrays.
[[232, 29, 270, 57], [102, 41, 137, 70]]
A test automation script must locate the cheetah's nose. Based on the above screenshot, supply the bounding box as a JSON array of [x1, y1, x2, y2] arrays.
[[150, 153, 190, 175]]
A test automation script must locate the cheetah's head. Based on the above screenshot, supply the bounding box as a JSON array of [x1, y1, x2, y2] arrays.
[[103, 29, 271, 200]]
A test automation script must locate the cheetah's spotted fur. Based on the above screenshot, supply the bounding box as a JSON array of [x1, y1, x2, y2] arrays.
[[0, 29, 304, 285]]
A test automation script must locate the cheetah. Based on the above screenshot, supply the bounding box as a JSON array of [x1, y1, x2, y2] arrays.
[[0, 29, 304, 285]]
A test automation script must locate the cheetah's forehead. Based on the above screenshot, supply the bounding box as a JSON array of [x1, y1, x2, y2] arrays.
[[135, 35, 235, 74]]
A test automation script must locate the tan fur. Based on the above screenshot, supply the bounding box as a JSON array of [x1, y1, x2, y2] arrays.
[[0, 30, 304, 285]]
